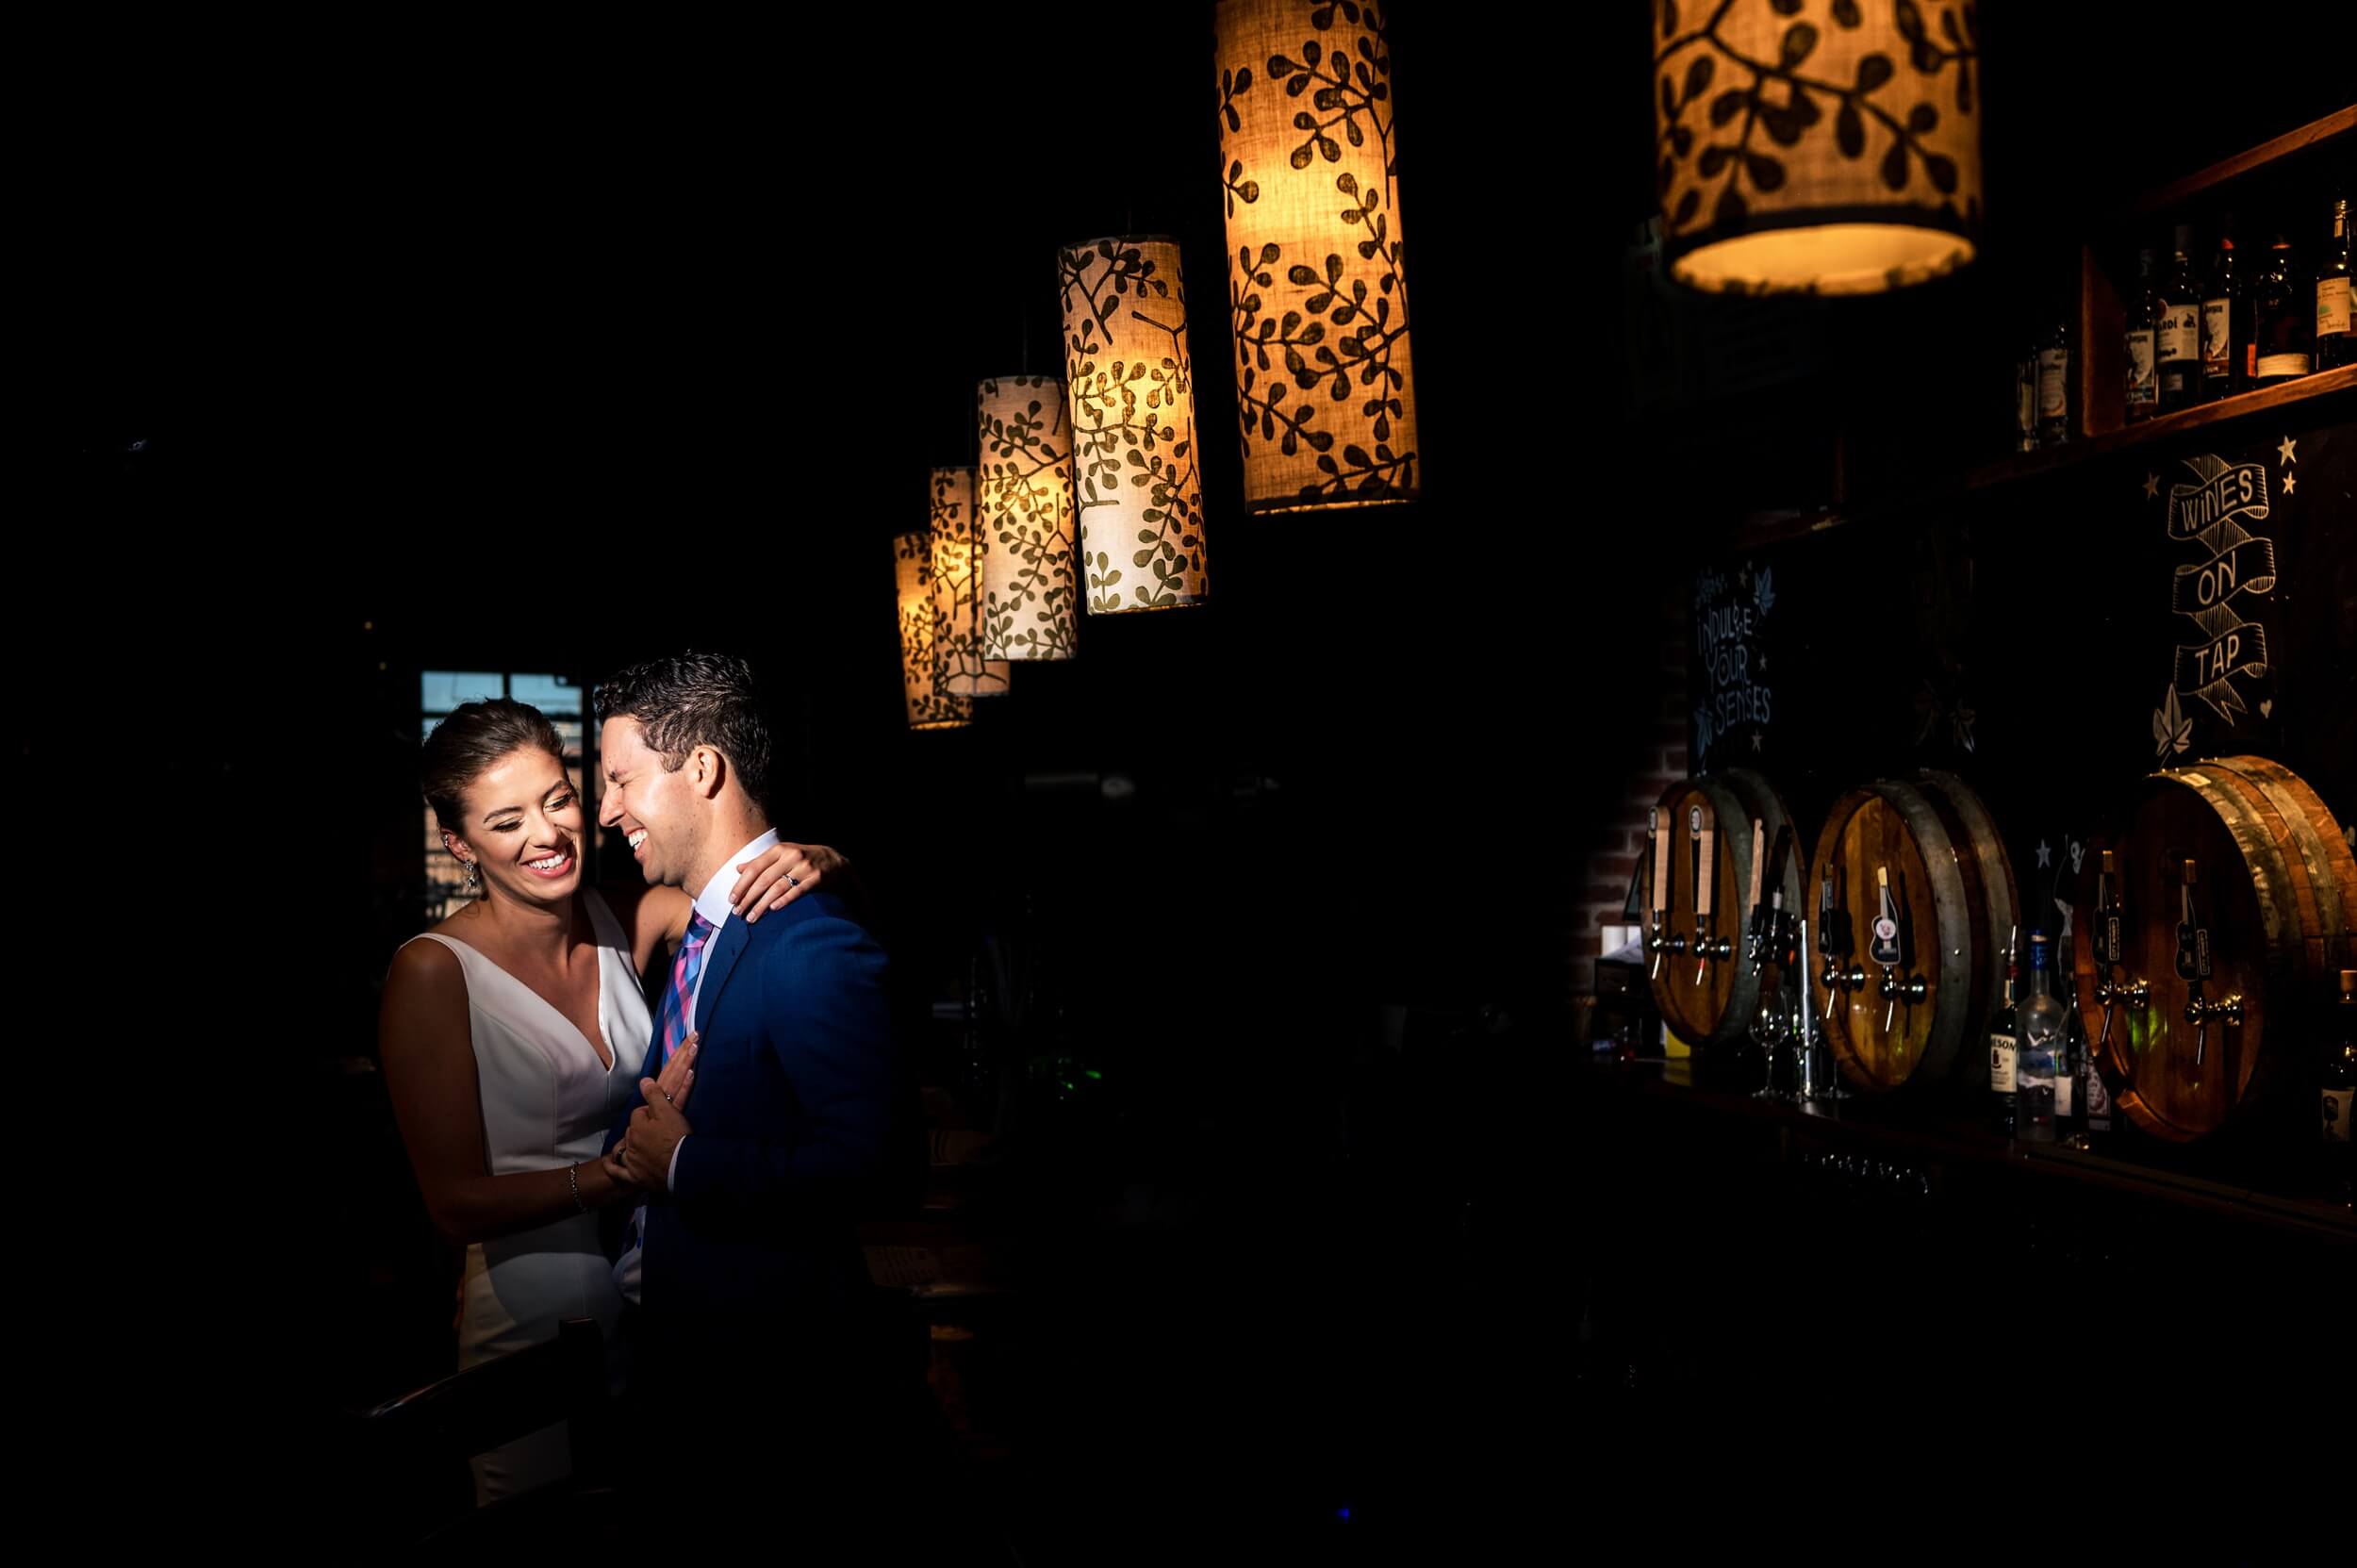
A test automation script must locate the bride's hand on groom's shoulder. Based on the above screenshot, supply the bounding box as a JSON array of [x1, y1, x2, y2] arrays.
[[730, 842, 849, 923]]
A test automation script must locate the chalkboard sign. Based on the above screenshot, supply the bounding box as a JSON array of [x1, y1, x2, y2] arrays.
[[1690, 560, 1776, 773], [2140, 432, 2304, 763]]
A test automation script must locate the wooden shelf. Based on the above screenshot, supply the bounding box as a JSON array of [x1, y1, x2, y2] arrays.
[[2129, 106, 2356, 220], [1970, 366, 2356, 489], [2072, 107, 2353, 447]]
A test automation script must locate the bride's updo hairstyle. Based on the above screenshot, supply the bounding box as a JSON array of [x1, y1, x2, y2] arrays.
[[420, 699, 569, 833]]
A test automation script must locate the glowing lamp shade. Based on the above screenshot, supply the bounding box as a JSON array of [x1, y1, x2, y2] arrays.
[[976, 376, 1080, 660], [1057, 236, 1208, 613], [1216, 0, 1419, 509], [929, 466, 1012, 699], [1653, 0, 1981, 295], [896, 533, 972, 731]]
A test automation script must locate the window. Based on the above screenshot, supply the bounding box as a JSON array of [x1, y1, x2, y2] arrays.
[[420, 670, 590, 922]]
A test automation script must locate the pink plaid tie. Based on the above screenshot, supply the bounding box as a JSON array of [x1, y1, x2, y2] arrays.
[[654, 912, 715, 1067]]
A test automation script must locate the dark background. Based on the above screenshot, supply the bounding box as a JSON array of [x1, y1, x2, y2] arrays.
[[26, 3, 2355, 1553]]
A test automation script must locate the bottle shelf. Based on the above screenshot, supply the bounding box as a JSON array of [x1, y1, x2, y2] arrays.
[[2067, 107, 2352, 451], [1970, 365, 2354, 490]]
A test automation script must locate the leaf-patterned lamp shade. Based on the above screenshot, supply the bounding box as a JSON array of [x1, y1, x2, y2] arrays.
[[1217, 0, 1418, 510], [1057, 236, 1209, 613], [1654, 0, 1981, 295], [977, 376, 1080, 661], [929, 467, 1011, 697], [896, 534, 973, 731]]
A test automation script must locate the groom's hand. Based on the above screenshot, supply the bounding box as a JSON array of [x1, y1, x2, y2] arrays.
[[623, 1078, 692, 1193]]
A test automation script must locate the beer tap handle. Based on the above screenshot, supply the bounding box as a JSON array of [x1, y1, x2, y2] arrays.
[[2178, 858, 2207, 1065], [1693, 818, 1716, 987], [1649, 807, 1670, 979], [1746, 818, 1765, 926], [1871, 867, 1904, 1031], [2095, 850, 2117, 1049], [1623, 827, 1648, 924]]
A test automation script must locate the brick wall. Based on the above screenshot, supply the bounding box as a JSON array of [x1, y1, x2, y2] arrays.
[[1569, 590, 1689, 996]]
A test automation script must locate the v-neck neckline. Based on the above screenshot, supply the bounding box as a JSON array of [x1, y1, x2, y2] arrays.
[[444, 929, 618, 1076]]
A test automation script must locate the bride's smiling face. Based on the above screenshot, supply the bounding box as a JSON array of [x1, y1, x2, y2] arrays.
[[448, 747, 585, 904]]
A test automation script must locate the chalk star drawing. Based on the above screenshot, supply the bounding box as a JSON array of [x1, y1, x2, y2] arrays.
[[2142, 471, 2160, 500], [2277, 435, 2297, 465], [2283, 472, 2297, 495], [2036, 839, 2052, 868]]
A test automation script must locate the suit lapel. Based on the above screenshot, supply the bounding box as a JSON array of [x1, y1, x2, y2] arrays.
[[695, 914, 752, 1036]]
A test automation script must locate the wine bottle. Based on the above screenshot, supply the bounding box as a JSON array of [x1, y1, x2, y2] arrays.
[[2251, 232, 2312, 386], [2125, 248, 2161, 423], [2316, 195, 2352, 372], [2036, 312, 2072, 445], [2200, 222, 2244, 403], [2156, 225, 2201, 413]]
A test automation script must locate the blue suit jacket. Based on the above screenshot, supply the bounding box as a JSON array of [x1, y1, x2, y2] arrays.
[[604, 887, 897, 1388]]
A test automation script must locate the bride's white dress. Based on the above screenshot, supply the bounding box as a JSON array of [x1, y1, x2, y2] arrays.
[[402, 887, 647, 1503]]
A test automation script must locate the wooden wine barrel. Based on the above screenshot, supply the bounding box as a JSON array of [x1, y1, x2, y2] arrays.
[[2075, 755, 2356, 1144], [1807, 771, 2019, 1093], [1641, 769, 1807, 1049]]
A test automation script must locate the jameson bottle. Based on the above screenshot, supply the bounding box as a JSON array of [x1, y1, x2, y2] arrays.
[[2016, 930, 2067, 1144], [2156, 226, 2202, 413], [2124, 249, 2162, 422], [2037, 312, 2073, 446], [2324, 969, 2355, 1209], [2200, 223, 2244, 403], [2316, 196, 2352, 372], [1988, 928, 2019, 1137], [2251, 232, 2312, 386]]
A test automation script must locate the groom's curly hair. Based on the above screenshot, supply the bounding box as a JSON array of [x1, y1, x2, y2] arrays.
[[593, 650, 777, 816]]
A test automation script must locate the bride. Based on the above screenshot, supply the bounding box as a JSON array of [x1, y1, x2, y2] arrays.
[[376, 695, 849, 1504]]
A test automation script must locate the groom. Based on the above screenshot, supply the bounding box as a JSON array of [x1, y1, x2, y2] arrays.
[[594, 651, 902, 1494]]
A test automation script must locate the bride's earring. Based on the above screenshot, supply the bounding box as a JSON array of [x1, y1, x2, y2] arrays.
[[461, 855, 481, 894]]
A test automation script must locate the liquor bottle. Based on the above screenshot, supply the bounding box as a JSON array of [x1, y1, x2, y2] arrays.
[[2036, 312, 2072, 446], [2316, 195, 2353, 372], [2058, 931, 2104, 1149], [2156, 225, 2202, 413], [2050, 931, 2075, 1139], [2324, 969, 2355, 1209], [2016, 930, 2066, 1144], [2124, 249, 2161, 423], [2051, 933, 2078, 1141], [1988, 926, 2019, 1137], [2200, 223, 2244, 403], [2250, 231, 2312, 386]]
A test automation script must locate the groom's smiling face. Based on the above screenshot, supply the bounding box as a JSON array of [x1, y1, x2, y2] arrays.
[[598, 717, 701, 888]]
